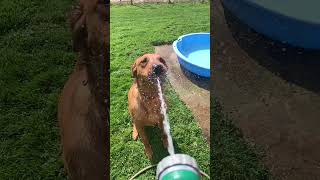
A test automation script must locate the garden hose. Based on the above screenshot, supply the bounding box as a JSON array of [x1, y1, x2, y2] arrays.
[[129, 165, 210, 180], [129, 154, 210, 180], [200, 170, 210, 179], [129, 164, 157, 180]]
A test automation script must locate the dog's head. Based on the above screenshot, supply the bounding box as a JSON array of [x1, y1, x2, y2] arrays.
[[69, 0, 109, 57], [131, 54, 168, 83]]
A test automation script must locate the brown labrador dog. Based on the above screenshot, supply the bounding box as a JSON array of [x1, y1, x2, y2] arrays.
[[58, 0, 109, 179], [128, 54, 169, 159]]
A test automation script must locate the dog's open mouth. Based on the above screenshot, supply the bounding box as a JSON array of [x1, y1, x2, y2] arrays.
[[148, 64, 167, 82]]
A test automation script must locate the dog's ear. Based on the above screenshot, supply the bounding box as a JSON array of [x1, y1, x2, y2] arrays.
[[69, 5, 87, 52], [131, 62, 137, 78], [159, 57, 168, 69]]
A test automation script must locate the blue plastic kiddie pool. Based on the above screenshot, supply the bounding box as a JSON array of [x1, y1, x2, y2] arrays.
[[173, 33, 210, 78], [222, 0, 320, 49]]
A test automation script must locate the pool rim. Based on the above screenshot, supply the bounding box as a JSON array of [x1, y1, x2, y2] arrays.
[[222, 0, 320, 49], [172, 32, 210, 77]]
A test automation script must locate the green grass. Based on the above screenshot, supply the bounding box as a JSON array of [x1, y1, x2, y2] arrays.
[[0, 0, 74, 179], [110, 4, 210, 179], [210, 97, 271, 179]]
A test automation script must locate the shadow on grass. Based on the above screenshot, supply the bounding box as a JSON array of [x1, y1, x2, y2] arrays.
[[151, 41, 174, 46], [224, 6, 320, 95], [132, 4, 159, 9], [145, 126, 181, 164], [210, 97, 270, 179]]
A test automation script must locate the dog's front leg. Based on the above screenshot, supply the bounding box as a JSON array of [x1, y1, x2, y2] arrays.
[[132, 123, 139, 140], [136, 125, 153, 159]]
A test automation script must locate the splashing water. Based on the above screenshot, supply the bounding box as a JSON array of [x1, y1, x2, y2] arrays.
[[157, 78, 175, 155]]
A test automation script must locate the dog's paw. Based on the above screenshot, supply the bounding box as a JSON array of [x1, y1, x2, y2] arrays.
[[132, 131, 139, 140]]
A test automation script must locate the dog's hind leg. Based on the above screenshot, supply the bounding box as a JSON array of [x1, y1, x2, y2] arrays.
[[132, 123, 139, 140]]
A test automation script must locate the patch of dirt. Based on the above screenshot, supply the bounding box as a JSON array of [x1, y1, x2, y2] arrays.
[[213, 0, 320, 179], [155, 45, 210, 142]]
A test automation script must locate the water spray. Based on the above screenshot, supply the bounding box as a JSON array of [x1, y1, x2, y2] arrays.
[[130, 78, 209, 180]]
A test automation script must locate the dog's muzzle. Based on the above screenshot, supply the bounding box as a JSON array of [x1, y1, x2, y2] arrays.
[[153, 64, 165, 76]]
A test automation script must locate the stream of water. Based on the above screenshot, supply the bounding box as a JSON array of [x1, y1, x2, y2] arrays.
[[157, 78, 175, 155]]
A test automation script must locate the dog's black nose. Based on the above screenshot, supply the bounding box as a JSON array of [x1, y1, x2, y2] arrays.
[[153, 64, 163, 75]]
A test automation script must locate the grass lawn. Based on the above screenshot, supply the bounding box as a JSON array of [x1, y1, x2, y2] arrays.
[[110, 4, 210, 179], [210, 97, 270, 179], [0, 0, 74, 179]]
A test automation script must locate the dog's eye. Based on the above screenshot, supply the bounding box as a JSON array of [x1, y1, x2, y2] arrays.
[[140, 58, 148, 66], [159, 58, 166, 65]]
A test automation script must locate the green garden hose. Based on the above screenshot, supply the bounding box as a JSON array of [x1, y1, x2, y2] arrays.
[[129, 164, 157, 180], [129, 164, 210, 180]]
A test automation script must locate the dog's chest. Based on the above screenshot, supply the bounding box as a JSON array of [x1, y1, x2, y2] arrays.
[[143, 98, 164, 125]]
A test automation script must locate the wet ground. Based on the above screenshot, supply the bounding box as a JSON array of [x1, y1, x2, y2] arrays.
[[213, 0, 320, 179], [155, 45, 210, 141]]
